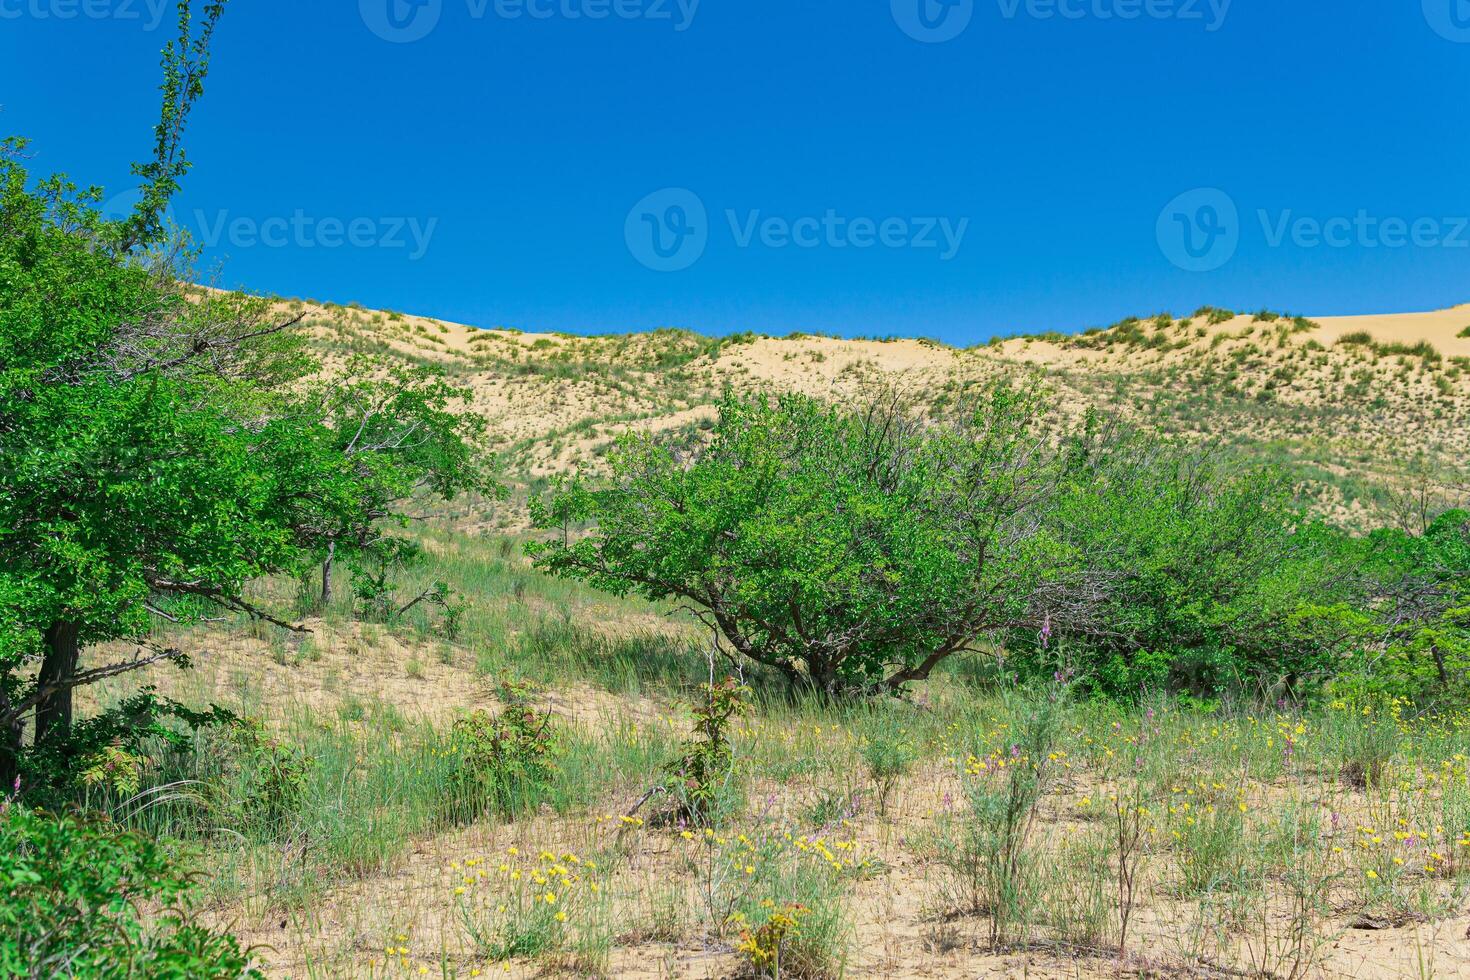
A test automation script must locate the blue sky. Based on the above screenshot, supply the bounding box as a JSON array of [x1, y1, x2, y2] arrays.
[[3, 0, 1469, 343]]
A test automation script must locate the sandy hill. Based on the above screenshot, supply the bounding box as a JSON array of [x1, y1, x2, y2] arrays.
[[274, 296, 1470, 529]]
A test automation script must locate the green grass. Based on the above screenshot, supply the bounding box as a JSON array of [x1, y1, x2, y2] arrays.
[[62, 532, 1470, 977]]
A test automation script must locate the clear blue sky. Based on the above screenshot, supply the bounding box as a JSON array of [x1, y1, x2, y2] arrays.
[[4, 0, 1468, 342]]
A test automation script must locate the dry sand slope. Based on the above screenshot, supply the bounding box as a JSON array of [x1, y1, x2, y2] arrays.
[[282, 294, 1470, 526]]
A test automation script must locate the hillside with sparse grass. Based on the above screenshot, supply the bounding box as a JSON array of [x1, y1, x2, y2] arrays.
[[69, 525, 1470, 980], [14, 5, 1470, 978], [276, 295, 1470, 530]]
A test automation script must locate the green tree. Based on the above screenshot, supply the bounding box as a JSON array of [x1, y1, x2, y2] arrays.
[[305, 355, 493, 605], [1006, 434, 1358, 698], [530, 385, 1087, 693], [0, 0, 426, 786], [1358, 510, 1470, 699]]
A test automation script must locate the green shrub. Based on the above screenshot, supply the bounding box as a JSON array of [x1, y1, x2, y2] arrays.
[[1331, 705, 1399, 789], [1007, 437, 1357, 698], [16, 690, 235, 807], [441, 681, 560, 822], [1337, 333, 1442, 365], [729, 839, 851, 978], [206, 719, 314, 839], [735, 899, 847, 980], [859, 718, 918, 817], [1346, 511, 1470, 701], [662, 678, 750, 825], [1172, 798, 1247, 895], [1377, 340, 1441, 364], [0, 805, 258, 978], [931, 686, 1063, 948]]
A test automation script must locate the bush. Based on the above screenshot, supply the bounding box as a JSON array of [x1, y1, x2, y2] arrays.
[[1190, 306, 1235, 325], [931, 685, 1064, 948], [859, 717, 918, 817], [15, 690, 235, 807], [441, 681, 560, 822], [661, 678, 749, 825], [531, 384, 1084, 694], [737, 903, 818, 978], [0, 804, 258, 978], [205, 719, 314, 839], [1347, 511, 1470, 701], [1332, 705, 1399, 789], [1006, 437, 1356, 698]]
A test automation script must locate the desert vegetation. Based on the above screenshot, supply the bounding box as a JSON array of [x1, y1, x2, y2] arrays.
[[6, 3, 1470, 978]]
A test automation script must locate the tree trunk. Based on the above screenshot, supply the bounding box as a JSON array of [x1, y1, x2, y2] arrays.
[[321, 541, 336, 605], [807, 655, 841, 696], [0, 714, 20, 794], [35, 621, 81, 746]]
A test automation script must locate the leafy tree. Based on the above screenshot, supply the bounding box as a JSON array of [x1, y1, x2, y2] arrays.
[[304, 355, 493, 605], [0, 0, 454, 786], [1006, 435, 1358, 698], [531, 385, 1090, 693], [1355, 510, 1470, 700]]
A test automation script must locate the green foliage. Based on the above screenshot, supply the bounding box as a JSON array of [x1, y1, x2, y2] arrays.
[[531, 384, 1080, 693], [307, 354, 495, 595], [0, 804, 259, 978], [0, 0, 489, 785], [206, 719, 314, 838], [0, 127, 339, 767], [16, 690, 235, 805], [931, 685, 1064, 948], [1192, 305, 1235, 325], [1172, 799, 1247, 895], [859, 715, 918, 817], [1337, 332, 1442, 365], [663, 677, 750, 824], [120, 1, 227, 253], [735, 901, 843, 979], [349, 538, 430, 620], [1330, 704, 1399, 789], [1008, 436, 1355, 698], [1346, 511, 1470, 702], [0, 0, 359, 780], [349, 536, 466, 634], [442, 682, 561, 822]]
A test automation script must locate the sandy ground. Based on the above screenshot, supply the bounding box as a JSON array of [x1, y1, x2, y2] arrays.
[[86, 621, 1470, 980]]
